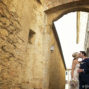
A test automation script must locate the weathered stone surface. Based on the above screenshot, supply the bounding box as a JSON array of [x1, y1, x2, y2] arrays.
[[0, 0, 67, 89], [0, 0, 25, 88], [45, 0, 80, 10]]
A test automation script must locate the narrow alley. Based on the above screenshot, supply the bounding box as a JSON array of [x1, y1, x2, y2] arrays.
[[0, 0, 89, 89]]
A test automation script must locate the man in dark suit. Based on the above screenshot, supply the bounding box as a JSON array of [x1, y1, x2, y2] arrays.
[[78, 51, 89, 89]]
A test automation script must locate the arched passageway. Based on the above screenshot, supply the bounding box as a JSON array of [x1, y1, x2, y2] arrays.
[[44, 1, 89, 89]]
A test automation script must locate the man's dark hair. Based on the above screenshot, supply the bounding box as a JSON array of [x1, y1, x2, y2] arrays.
[[80, 51, 87, 56]]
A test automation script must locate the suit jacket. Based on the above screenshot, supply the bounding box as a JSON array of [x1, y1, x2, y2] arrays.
[[79, 58, 89, 84]]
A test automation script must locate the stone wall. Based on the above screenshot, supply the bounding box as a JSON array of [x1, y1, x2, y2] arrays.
[[84, 15, 89, 56], [0, 0, 66, 89], [0, 0, 34, 88], [0, 1, 25, 88], [48, 26, 65, 89]]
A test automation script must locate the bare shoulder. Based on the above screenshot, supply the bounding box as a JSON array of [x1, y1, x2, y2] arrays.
[[73, 59, 78, 64]]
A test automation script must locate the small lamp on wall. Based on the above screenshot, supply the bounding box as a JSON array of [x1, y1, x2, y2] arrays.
[[50, 45, 54, 52]]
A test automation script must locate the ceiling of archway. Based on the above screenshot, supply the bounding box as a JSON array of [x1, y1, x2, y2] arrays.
[[45, 0, 87, 10]]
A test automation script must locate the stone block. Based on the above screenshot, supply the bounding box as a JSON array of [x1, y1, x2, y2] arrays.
[[0, 28, 9, 37]]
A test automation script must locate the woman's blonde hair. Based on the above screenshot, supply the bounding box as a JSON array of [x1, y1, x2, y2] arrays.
[[72, 52, 79, 59]]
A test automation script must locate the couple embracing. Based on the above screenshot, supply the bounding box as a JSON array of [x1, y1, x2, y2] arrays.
[[70, 51, 89, 89]]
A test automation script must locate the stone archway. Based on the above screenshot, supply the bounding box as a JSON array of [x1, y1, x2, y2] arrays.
[[44, 1, 89, 89]]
